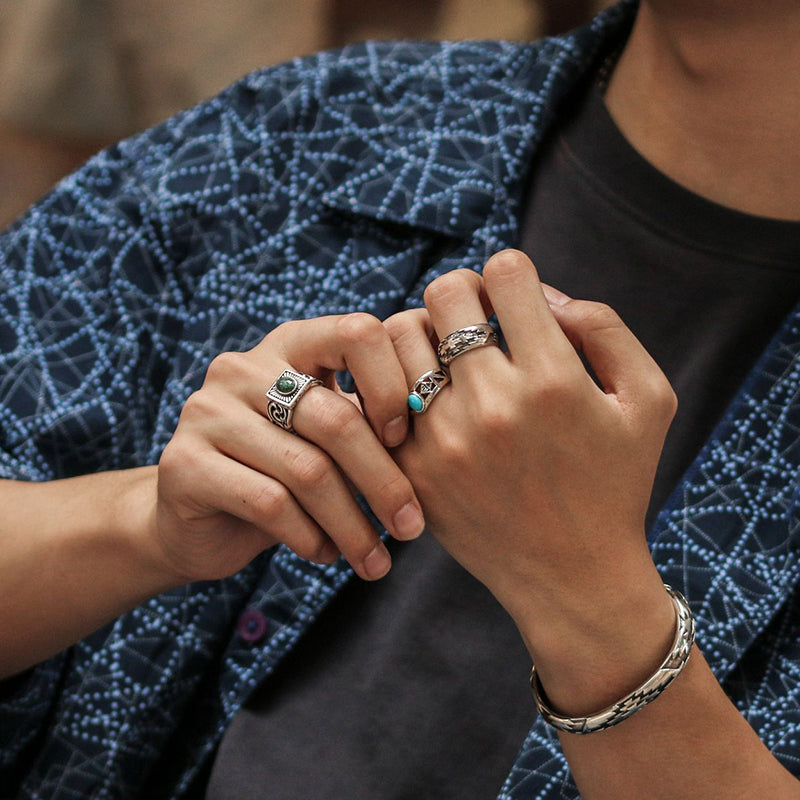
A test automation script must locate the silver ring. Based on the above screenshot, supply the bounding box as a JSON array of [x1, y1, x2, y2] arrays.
[[407, 368, 450, 415], [437, 324, 499, 366], [266, 369, 323, 432]]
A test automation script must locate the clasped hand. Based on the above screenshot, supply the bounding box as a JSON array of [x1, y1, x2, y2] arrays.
[[153, 250, 676, 649]]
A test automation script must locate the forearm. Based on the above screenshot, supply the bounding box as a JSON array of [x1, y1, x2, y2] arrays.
[[0, 466, 181, 679], [559, 650, 800, 800], [518, 579, 800, 800]]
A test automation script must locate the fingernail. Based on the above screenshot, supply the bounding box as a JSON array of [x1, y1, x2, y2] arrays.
[[542, 284, 571, 306], [393, 502, 425, 540], [363, 542, 392, 580], [383, 415, 408, 448]]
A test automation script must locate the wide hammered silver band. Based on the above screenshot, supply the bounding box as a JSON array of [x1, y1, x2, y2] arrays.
[[530, 584, 695, 734], [437, 323, 500, 367], [265, 369, 322, 432], [407, 368, 450, 415]]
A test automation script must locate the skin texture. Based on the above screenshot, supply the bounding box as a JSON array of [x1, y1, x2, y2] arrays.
[[604, 0, 800, 221], [153, 313, 425, 584], [385, 253, 800, 799]]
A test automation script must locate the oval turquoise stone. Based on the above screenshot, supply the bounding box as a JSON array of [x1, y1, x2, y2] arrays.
[[408, 393, 424, 412]]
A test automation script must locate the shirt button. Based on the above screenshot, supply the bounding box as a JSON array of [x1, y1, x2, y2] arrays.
[[237, 608, 268, 644]]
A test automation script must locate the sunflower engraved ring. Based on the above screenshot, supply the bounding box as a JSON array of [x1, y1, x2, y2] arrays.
[[407, 368, 450, 414], [266, 369, 323, 432], [437, 323, 500, 366]]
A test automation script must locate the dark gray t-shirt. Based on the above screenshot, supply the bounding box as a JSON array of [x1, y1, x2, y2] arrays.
[[205, 80, 800, 799]]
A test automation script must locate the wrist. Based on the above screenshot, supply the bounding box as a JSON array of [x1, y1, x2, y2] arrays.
[[516, 562, 674, 716], [110, 466, 187, 595]]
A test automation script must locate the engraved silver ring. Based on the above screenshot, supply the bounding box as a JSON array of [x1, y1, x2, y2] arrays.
[[437, 323, 500, 367], [265, 369, 323, 432], [407, 367, 450, 415]]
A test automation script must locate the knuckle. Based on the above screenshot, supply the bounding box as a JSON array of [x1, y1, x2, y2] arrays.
[[528, 371, 580, 406], [336, 312, 384, 348], [158, 440, 213, 508], [286, 449, 334, 490], [246, 481, 291, 521], [269, 318, 301, 342], [382, 313, 405, 341], [476, 402, 517, 437], [436, 430, 471, 468], [482, 248, 535, 284], [315, 397, 363, 439], [178, 390, 218, 423], [348, 535, 382, 564], [423, 269, 480, 310], [204, 350, 250, 385], [293, 538, 327, 563], [666, 386, 679, 417], [383, 309, 421, 343], [375, 468, 413, 507], [383, 312, 432, 373], [576, 301, 622, 331], [649, 376, 678, 420], [158, 439, 188, 480]]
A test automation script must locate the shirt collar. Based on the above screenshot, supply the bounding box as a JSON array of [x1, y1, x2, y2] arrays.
[[321, 2, 638, 238]]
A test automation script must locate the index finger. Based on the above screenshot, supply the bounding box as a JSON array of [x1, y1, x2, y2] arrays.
[[263, 313, 411, 447], [481, 250, 577, 367]]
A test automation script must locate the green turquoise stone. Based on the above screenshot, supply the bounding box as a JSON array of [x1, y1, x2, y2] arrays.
[[276, 375, 298, 395], [408, 393, 424, 412]]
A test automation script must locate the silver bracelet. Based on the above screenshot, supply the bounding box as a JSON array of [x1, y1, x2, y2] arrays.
[[530, 584, 695, 734]]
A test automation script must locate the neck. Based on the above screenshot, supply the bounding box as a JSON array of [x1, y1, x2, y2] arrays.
[[604, 1, 800, 221]]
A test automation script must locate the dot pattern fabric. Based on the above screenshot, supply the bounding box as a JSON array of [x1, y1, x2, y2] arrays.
[[0, 2, 799, 798]]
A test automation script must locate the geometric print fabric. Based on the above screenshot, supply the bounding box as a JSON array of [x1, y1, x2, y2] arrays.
[[1, 1, 800, 797]]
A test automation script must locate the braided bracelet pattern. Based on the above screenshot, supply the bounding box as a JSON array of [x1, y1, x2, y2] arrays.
[[530, 584, 695, 734]]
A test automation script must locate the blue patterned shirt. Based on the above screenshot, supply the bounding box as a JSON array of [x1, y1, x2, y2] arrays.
[[1, 2, 799, 797]]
